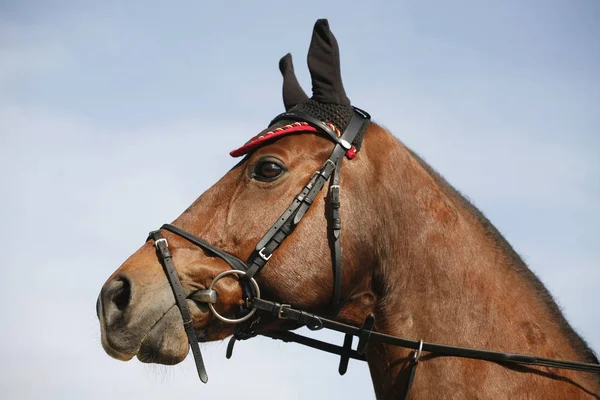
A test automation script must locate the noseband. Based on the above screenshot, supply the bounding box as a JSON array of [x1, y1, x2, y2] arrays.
[[147, 108, 599, 395]]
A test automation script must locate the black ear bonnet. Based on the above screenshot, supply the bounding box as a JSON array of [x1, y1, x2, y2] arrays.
[[230, 19, 368, 158]]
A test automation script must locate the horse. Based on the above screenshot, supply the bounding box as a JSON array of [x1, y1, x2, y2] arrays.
[[97, 19, 600, 399]]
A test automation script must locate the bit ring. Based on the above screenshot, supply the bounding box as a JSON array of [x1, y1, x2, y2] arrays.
[[208, 270, 260, 324]]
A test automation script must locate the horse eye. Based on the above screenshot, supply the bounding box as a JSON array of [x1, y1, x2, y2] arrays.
[[254, 160, 285, 181]]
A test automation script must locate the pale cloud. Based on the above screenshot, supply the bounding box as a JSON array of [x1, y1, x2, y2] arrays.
[[0, 40, 70, 83], [0, 22, 72, 85]]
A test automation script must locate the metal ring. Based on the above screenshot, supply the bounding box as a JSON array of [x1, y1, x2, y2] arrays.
[[208, 270, 260, 324]]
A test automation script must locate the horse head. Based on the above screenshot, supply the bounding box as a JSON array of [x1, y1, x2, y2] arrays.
[[97, 19, 382, 369]]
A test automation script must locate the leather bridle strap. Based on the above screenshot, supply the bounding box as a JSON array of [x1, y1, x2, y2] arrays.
[[244, 109, 368, 291], [251, 298, 600, 374], [262, 330, 366, 361], [160, 224, 248, 272], [328, 159, 343, 307], [147, 230, 208, 383]]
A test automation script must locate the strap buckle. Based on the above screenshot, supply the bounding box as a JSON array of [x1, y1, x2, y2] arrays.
[[258, 247, 272, 261], [323, 159, 336, 170], [278, 304, 291, 319], [154, 238, 168, 249]]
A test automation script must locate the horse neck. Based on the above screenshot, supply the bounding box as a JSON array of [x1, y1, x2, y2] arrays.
[[355, 125, 599, 399]]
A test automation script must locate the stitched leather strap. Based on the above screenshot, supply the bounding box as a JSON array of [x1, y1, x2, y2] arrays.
[[262, 330, 366, 361], [148, 230, 208, 383], [161, 224, 248, 272], [251, 298, 600, 374], [329, 160, 343, 307]]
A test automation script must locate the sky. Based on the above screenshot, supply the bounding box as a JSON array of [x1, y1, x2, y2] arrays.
[[0, 1, 598, 399]]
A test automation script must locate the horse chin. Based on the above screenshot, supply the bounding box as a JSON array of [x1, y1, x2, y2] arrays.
[[137, 306, 189, 365], [135, 301, 232, 365], [102, 340, 136, 362]]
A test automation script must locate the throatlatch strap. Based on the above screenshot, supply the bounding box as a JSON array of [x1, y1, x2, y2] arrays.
[[148, 230, 208, 383], [329, 160, 343, 307]]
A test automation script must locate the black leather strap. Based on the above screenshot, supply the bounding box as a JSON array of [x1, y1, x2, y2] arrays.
[[263, 330, 365, 361], [338, 333, 353, 375], [161, 224, 248, 272], [329, 160, 343, 307], [148, 230, 208, 383], [356, 313, 375, 355], [251, 298, 600, 374], [403, 359, 418, 400]]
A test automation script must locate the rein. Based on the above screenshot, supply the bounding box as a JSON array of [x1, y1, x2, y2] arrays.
[[147, 108, 600, 396]]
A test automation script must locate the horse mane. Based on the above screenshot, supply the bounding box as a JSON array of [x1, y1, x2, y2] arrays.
[[401, 145, 599, 366]]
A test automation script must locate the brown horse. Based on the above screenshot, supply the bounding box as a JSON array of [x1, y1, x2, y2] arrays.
[[97, 20, 600, 399]]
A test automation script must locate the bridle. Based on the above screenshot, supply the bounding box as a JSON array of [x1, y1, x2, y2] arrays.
[[146, 107, 600, 397]]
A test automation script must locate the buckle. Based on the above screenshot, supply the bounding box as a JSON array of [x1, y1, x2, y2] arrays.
[[323, 159, 336, 170], [278, 304, 291, 319], [258, 247, 272, 261], [154, 238, 168, 249]]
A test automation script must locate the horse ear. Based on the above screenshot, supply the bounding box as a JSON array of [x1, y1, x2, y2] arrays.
[[307, 19, 350, 105], [279, 53, 309, 111]]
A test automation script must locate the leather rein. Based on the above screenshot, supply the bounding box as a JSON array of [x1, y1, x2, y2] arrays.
[[146, 108, 600, 396]]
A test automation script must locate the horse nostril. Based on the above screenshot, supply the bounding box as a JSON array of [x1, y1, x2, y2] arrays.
[[112, 278, 131, 312], [101, 276, 133, 327]]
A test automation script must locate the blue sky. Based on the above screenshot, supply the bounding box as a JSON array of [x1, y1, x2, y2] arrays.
[[1, 1, 598, 399]]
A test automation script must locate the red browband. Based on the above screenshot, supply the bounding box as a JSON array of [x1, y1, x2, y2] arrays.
[[230, 122, 357, 159]]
